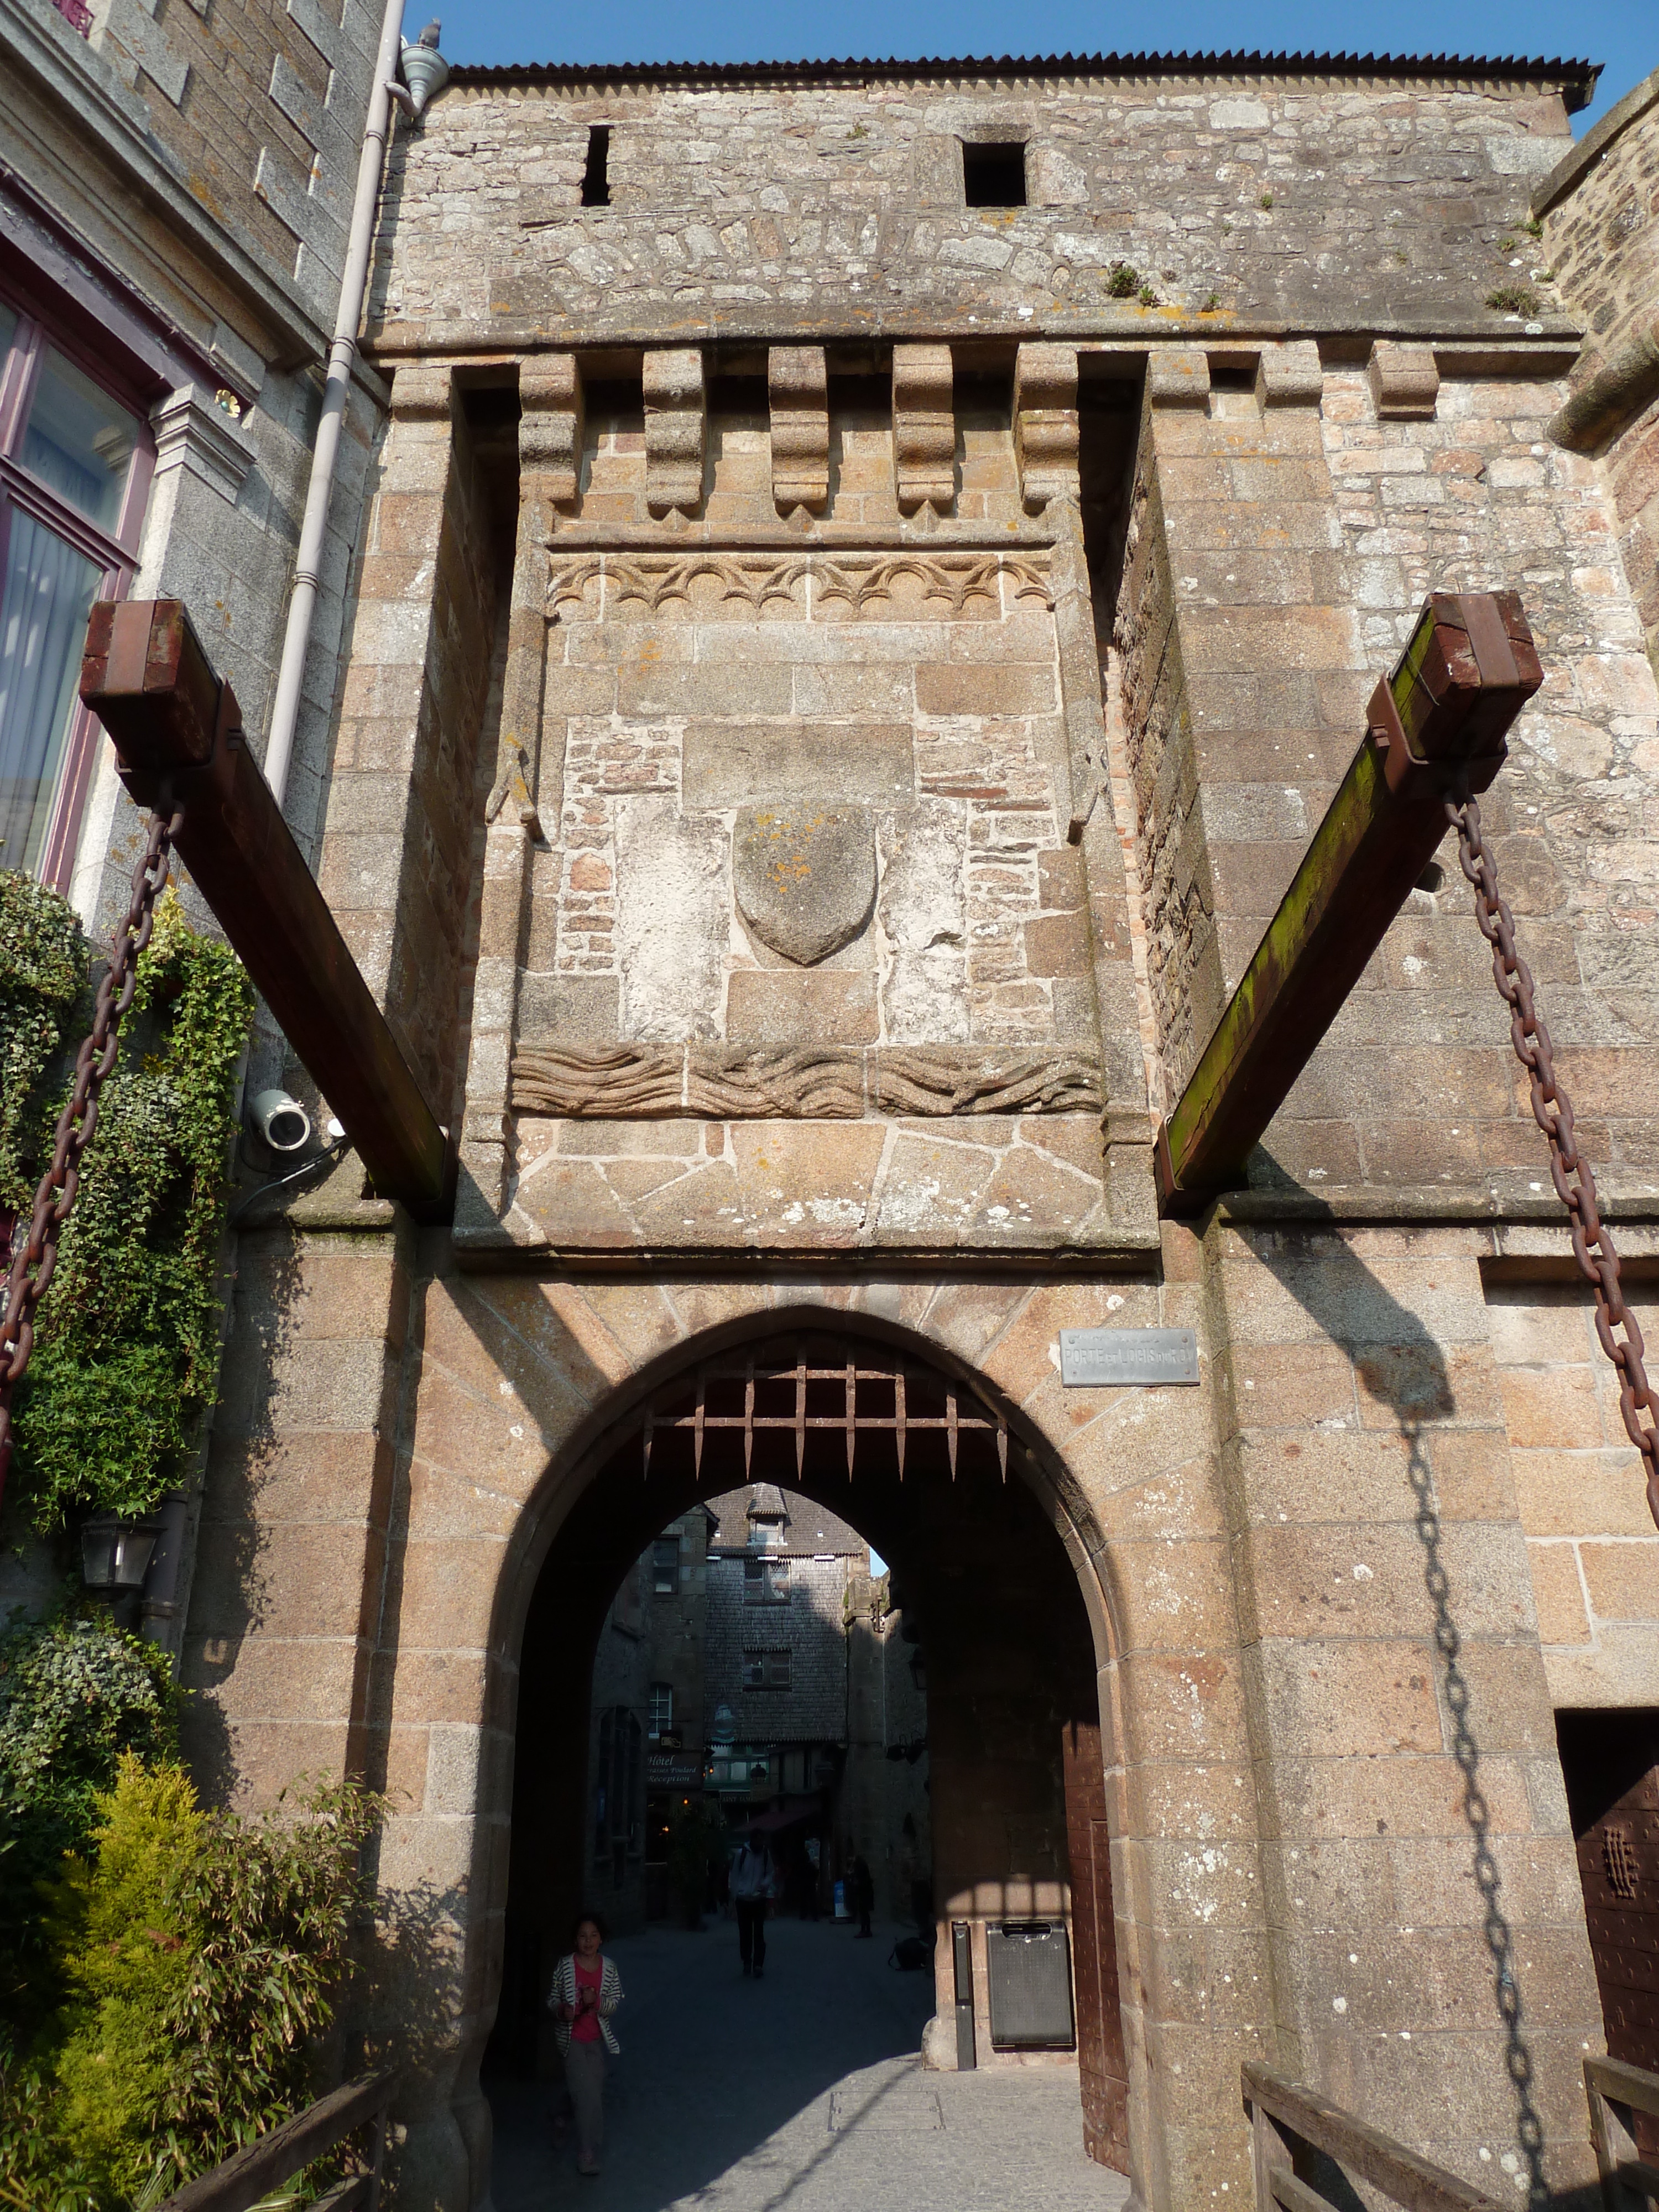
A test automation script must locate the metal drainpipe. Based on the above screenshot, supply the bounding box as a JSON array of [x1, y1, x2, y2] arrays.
[[261, 0, 423, 811]]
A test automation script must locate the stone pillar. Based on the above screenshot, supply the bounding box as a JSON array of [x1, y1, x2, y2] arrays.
[[1204, 1214, 1603, 2191], [1115, 343, 1369, 1163], [461, 356, 568, 1230], [321, 360, 501, 1131]]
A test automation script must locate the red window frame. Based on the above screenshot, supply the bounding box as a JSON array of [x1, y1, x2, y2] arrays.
[[0, 281, 155, 890]]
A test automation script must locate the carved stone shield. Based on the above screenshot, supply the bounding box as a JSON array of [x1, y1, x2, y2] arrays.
[[733, 806, 876, 966]]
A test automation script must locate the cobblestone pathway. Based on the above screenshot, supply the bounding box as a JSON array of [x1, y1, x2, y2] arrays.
[[486, 1917, 1131, 2211]]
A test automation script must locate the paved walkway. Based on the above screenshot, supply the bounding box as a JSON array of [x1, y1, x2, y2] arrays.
[[485, 1917, 1131, 2211]]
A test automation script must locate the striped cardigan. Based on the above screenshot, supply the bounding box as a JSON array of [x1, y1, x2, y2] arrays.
[[547, 1952, 624, 2056]]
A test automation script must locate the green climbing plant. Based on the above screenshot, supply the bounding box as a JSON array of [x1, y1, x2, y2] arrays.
[[0, 873, 82, 1217], [1, 875, 255, 1528]]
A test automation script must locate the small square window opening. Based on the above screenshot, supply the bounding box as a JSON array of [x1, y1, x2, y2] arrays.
[[744, 1556, 790, 1604], [963, 141, 1026, 209], [581, 125, 611, 207]]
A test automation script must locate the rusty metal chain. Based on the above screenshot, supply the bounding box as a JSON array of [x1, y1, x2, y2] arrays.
[[0, 796, 184, 1496], [1447, 792, 1659, 1530]]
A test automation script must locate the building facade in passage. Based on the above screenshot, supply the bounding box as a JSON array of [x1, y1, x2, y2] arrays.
[[0, 0, 391, 947], [16, 38, 1659, 2212]]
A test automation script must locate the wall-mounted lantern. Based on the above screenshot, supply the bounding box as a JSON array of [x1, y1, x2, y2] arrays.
[[79, 1514, 161, 1593]]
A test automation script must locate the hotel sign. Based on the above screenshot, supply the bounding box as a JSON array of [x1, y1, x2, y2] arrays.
[[647, 1751, 703, 1788]]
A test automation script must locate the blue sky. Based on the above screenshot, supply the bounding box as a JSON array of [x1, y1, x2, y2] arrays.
[[415, 1, 1653, 135]]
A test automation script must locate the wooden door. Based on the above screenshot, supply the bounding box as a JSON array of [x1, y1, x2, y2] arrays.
[[1558, 1708, 1659, 2138], [1062, 1719, 1130, 2172]]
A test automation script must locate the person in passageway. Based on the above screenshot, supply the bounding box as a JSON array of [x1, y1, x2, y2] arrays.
[[550, 1913, 624, 2177], [851, 1854, 875, 1939], [731, 1832, 776, 1978]]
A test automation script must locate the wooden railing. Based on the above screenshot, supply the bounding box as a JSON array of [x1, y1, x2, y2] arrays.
[[1585, 2056, 1659, 2212], [1243, 2064, 1509, 2212], [156, 2072, 396, 2212]]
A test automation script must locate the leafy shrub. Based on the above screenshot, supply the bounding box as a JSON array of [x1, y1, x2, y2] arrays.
[[1105, 259, 1141, 298], [0, 1611, 179, 2036], [0, 1611, 178, 1851], [48, 1759, 205, 2200], [20, 1759, 381, 2204], [159, 1772, 382, 2176], [0, 2054, 100, 2212], [7, 885, 254, 1526]]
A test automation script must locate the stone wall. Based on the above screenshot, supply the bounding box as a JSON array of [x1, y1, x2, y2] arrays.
[[841, 1569, 931, 1924], [584, 1557, 651, 1930], [181, 1181, 412, 1808], [455, 347, 1155, 1262], [1201, 1213, 1602, 2184], [372, 64, 1586, 351], [155, 48, 1659, 2212], [646, 1506, 713, 1759], [1110, 348, 1659, 1199], [322, 364, 505, 1129], [1487, 1276, 1659, 1706], [87, 0, 385, 329], [1537, 66, 1659, 679]]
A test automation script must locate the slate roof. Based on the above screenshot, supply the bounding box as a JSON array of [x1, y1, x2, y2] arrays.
[[705, 1484, 868, 1557]]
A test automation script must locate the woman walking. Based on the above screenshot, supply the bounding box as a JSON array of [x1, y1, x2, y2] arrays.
[[549, 1913, 624, 2177]]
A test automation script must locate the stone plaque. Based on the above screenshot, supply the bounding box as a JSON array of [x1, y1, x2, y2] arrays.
[[1058, 1328, 1199, 1387]]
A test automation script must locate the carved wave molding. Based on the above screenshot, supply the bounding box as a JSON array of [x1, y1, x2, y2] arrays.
[[512, 1042, 1104, 1120]]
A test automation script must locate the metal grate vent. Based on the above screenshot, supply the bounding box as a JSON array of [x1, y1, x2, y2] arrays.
[[986, 1921, 1075, 2051], [1605, 1824, 1641, 1900]]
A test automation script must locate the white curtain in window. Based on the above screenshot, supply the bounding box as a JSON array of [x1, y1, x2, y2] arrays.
[[0, 507, 101, 875]]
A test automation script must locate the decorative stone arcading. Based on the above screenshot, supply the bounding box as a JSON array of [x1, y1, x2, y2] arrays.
[[644, 347, 706, 517], [1013, 342, 1079, 513], [511, 1041, 1104, 1120], [769, 346, 830, 513], [892, 343, 956, 513], [519, 354, 583, 507], [1368, 340, 1439, 419], [544, 550, 1055, 618]]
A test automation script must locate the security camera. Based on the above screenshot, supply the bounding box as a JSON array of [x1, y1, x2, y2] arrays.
[[249, 1089, 312, 1155]]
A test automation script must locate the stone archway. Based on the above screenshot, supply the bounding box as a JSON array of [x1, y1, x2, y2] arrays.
[[369, 1273, 1173, 2212], [488, 1324, 1125, 2150]]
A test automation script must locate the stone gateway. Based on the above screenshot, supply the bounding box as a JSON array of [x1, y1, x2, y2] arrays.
[[21, 31, 1659, 2212]]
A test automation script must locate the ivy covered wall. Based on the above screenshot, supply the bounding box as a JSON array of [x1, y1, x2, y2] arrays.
[[0, 870, 253, 1536]]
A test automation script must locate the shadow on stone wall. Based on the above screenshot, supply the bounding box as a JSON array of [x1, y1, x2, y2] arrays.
[[1246, 1200, 1551, 2208], [180, 1222, 304, 1806]]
